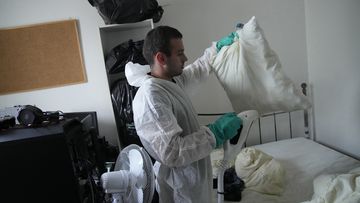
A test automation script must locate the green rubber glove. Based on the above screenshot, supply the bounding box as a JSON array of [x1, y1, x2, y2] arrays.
[[207, 112, 242, 148], [216, 32, 239, 52]]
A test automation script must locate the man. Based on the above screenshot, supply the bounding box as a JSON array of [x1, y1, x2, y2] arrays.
[[126, 26, 241, 202]]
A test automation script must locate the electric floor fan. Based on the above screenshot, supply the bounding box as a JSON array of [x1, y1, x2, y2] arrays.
[[101, 110, 258, 203], [101, 144, 155, 203]]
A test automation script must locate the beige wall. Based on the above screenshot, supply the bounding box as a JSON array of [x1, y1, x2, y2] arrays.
[[157, 0, 308, 123], [0, 0, 309, 148], [305, 0, 360, 158]]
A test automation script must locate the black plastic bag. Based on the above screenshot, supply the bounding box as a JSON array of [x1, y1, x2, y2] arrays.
[[88, 0, 164, 24], [111, 78, 142, 148], [111, 79, 138, 124], [105, 39, 148, 74]]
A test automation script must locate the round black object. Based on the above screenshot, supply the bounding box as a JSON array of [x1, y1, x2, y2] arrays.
[[17, 105, 44, 126]]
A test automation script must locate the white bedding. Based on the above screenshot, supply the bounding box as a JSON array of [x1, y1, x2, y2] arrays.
[[212, 137, 360, 203]]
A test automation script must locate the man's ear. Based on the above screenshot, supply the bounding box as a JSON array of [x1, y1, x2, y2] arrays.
[[155, 52, 166, 66]]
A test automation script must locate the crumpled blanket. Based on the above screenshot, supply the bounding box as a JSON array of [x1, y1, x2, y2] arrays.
[[234, 147, 285, 195], [302, 167, 360, 203]]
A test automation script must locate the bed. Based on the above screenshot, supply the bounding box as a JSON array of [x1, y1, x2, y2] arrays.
[[211, 137, 360, 203], [205, 16, 360, 202], [201, 85, 360, 203]]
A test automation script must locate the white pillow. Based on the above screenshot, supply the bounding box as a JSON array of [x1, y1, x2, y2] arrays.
[[211, 16, 311, 115], [235, 147, 285, 195]]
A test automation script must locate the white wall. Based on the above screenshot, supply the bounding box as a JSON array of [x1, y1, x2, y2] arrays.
[[0, 0, 119, 145], [2, 0, 358, 158], [156, 0, 308, 126], [305, 0, 360, 158], [0, 0, 308, 147]]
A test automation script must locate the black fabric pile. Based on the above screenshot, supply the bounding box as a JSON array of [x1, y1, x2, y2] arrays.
[[106, 39, 148, 149], [88, 0, 164, 24], [213, 167, 245, 201], [106, 39, 147, 74]]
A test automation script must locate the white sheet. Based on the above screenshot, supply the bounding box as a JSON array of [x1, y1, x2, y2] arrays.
[[301, 166, 360, 203], [212, 137, 360, 203]]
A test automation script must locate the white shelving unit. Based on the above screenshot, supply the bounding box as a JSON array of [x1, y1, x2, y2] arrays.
[[98, 19, 154, 145], [99, 19, 154, 56], [99, 19, 154, 86]]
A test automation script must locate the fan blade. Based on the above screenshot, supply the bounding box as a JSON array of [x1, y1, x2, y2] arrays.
[[129, 148, 148, 188]]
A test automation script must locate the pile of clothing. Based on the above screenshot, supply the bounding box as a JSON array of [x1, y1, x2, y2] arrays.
[[235, 147, 286, 195]]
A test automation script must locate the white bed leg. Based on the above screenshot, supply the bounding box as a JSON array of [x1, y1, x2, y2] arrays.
[[217, 166, 225, 203]]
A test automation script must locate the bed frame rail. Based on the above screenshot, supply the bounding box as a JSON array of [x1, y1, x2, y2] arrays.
[[198, 83, 311, 147]]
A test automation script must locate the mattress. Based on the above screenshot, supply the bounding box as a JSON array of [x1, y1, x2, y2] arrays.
[[211, 137, 360, 203]]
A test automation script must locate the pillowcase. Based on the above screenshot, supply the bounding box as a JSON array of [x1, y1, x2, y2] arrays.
[[235, 147, 285, 195], [211, 16, 311, 114]]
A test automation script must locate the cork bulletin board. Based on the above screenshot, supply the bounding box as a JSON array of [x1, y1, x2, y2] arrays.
[[0, 19, 86, 95]]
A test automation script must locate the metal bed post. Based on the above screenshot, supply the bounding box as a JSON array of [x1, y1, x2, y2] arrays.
[[258, 119, 263, 144], [289, 112, 293, 139], [273, 113, 278, 141], [301, 83, 310, 138], [198, 82, 310, 145]]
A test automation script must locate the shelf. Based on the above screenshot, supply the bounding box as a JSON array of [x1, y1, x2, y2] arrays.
[[99, 19, 154, 33], [98, 19, 154, 148], [99, 19, 154, 60]]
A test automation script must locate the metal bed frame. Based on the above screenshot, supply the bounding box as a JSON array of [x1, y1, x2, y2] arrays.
[[198, 82, 311, 147]]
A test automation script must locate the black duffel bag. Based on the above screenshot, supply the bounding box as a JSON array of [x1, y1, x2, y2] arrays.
[[88, 0, 164, 24]]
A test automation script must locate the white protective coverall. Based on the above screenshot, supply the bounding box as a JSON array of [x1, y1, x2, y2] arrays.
[[125, 45, 217, 203]]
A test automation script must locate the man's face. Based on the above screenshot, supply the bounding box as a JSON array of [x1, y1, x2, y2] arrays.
[[164, 38, 188, 77]]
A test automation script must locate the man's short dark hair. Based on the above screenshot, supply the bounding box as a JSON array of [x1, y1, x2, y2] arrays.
[[142, 26, 183, 65]]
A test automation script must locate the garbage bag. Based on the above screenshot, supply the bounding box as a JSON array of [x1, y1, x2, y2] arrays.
[[111, 78, 142, 148], [111, 79, 138, 124], [88, 0, 164, 24], [106, 39, 148, 74]]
